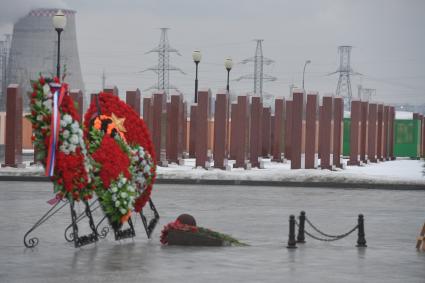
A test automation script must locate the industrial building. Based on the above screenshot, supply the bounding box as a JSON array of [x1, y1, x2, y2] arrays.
[[0, 8, 85, 111]]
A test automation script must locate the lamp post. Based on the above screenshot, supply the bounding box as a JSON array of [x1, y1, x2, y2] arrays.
[[192, 50, 201, 103], [224, 57, 233, 92], [53, 10, 67, 79], [302, 60, 311, 90]]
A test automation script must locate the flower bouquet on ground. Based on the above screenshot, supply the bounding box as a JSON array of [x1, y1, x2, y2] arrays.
[[160, 214, 247, 247]]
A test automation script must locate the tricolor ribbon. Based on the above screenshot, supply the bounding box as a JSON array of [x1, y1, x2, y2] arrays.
[[45, 83, 67, 177]]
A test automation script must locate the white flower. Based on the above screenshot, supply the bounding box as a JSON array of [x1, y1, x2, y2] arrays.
[[43, 84, 50, 97], [111, 186, 118, 193], [63, 114, 73, 125], [119, 208, 127, 215], [43, 99, 52, 111], [141, 160, 147, 166], [115, 201, 120, 207], [63, 149, 70, 155], [62, 130, 70, 139], [127, 185, 135, 193], [121, 177, 127, 183], [68, 144, 76, 152], [112, 195, 117, 202], [59, 145, 66, 152], [132, 156, 139, 162], [120, 192, 128, 198], [70, 134, 79, 145], [144, 165, 151, 174], [60, 120, 67, 127], [36, 115, 43, 121], [71, 121, 79, 133]]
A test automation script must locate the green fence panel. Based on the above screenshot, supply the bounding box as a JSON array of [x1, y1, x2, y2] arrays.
[[343, 118, 351, 156], [393, 119, 420, 158]]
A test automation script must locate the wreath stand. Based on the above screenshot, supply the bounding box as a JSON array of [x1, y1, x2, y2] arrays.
[[23, 197, 159, 248]]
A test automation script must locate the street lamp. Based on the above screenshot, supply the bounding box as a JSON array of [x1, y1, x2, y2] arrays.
[[224, 57, 233, 92], [302, 60, 311, 90], [53, 10, 67, 79], [192, 50, 201, 103]]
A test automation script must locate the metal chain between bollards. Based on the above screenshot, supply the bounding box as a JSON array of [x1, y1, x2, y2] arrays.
[[296, 220, 359, 242], [305, 217, 356, 239]]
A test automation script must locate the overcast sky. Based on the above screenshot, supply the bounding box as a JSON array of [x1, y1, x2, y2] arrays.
[[1, 0, 424, 105]]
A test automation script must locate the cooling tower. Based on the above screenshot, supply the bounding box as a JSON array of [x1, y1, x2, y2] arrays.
[[2, 8, 84, 110]]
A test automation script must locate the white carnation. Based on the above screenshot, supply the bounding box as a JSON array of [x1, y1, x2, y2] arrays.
[[68, 144, 76, 152], [63, 114, 73, 125], [71, 122, 80, 133], [70, 134, 79, 145], [120, 192, 128, 198], [115, 201, 120, 207], [62, 130, 70, 139], [119, 208, 127, 215], [63, 149, 70, 155], [112, 195, 117, 202], [144, 165, 151, 174], [43, 99, 52, 111], [43, 84, 50, 97], [36, 115, 43, 121], [111, 186, 118, 193]]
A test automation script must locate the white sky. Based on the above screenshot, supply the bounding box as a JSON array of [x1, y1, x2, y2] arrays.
[[1, 0, 424, 105]]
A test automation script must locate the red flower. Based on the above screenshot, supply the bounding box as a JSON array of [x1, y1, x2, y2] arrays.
[[91, 135, 131, 188], [39, 77, 45, 85]]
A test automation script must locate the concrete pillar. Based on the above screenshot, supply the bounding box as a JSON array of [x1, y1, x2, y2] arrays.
[[70, 89, 84, 121], [348, 100, 361, 166], [180, 101, 187, 157], [272, 98, 285, 162], [143, 97, 152, 133], [305, 94, 318, 169], [320, 96, 333, 170], [250, 96, 263, 168], [195, 90, 211, 168], [359, 101, 369, 163], [2, 85, 24, 167], [389, 106, 395, 160], [230, 103, 238, 160], [284, 100, 293, 160], [189, 105, 197, 158], [103, 86, 119, 96], [126, 89, 141, 116], [333, 97, 344, 168], [377, 104, 384, 161], [152, 92, 165, 165], [291, 91, 305, 169], [213, 92, 229, 169], [234, 96, 249, 168], [383, 106, 390, 160], [367, 103, 378, 162], [167, 95, 183, 164], [262, 107, 271, 157]]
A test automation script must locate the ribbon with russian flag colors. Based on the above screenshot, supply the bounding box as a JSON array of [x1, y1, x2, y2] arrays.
[[45, 83, 66, 177]]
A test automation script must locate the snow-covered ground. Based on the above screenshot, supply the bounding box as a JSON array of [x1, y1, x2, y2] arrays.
[[2, 157, 424, 185]]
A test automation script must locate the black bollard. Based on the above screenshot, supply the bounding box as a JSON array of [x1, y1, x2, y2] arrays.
[[356, 214, 367, 247], [287, 215, 297, 249], [296, 211, 306, 243]]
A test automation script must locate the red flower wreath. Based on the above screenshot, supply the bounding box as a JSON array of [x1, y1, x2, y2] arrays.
[[84, 92, 156, 210]]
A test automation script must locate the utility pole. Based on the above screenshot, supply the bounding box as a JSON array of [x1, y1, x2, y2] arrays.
[[235, 39, 276, 98], [142, 28, 185, 98]]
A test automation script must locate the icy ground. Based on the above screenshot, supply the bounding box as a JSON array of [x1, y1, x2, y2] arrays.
[[1, 183, 424, 282], [1, 156, 424, 185]]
